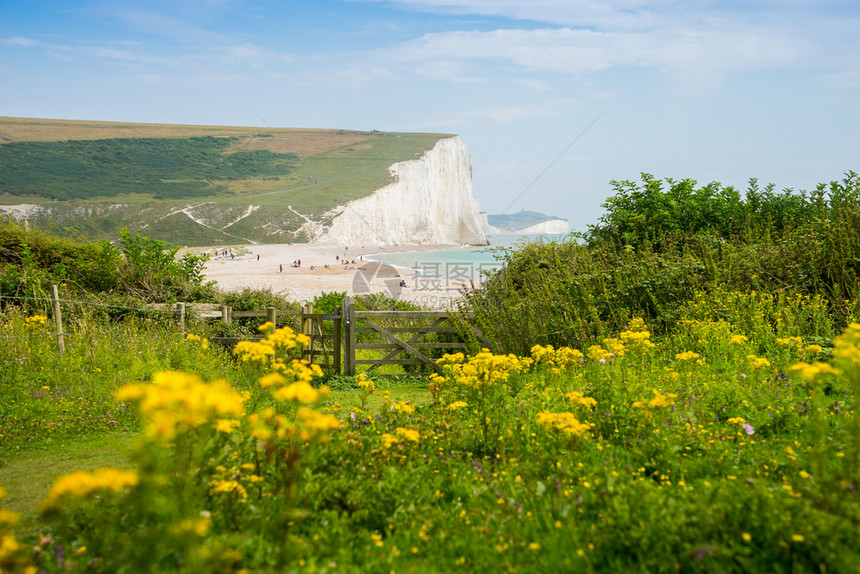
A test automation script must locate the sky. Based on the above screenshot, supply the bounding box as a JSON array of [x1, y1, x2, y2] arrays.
[[2, 0, 859, 232]]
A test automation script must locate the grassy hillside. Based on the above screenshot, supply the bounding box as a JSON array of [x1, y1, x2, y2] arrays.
[[487, 210, 564, 232], [0, 117, 451, 245]]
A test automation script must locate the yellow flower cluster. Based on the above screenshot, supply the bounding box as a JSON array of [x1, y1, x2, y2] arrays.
[[210, 480, 248, 500], [436, 349, 529, 388], [789, 362, 840, 382], [115, 371, 245, 442], [357, 373, 375, 394], [1, 486, 30, 573], [675, 351, 701, 363], [776, 336, 824, 359], [535, 412, 592, 437], [249, 406, 340, 442], [633, 389, 678, 409], [381, 427, 421, 448], [392, 402, 415, 414], [566, 391, 597, 408], [185, 333, 210, 350], [39, 468, 139, 512], [530, 345, 584, 372], [447, 401, 468, 410], [776, 336, 803, 347], [24, 315, 47, 328], [729, 335, 749, 345], [833, 322, 860, 369], [258, 361, 324, 401], [233, 325, 310, 366], [746, 355, 771, 370], [275, 379, 319, 403], [619, 318, 656, 352], [0, 488, 17, 528], [586, 345, 612, 363], [727, 417, 746, 426]]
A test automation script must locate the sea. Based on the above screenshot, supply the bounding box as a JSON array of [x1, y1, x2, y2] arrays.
[[367, 233, 568, 286]]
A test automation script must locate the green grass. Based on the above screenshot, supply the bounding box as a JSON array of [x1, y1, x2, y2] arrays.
[[0, 137, 300, 200], [325, 380, 431, 417], [0, 432, 136, 533]]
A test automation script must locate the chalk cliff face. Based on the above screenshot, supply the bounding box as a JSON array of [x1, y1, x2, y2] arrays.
[[317, 136, 488, 246]]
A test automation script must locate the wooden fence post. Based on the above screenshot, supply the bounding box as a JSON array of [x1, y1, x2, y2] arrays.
[[176, 302, 186, 336], [221, 305, 231, 325], [266, 307, 277, 328], [343, 296, 355, 376], [333, 305, 342, 375], [50, 284, 65, 355], [302, 304, 313, 362]]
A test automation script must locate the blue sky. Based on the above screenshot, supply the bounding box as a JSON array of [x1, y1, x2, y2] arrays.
[[2, 0, 859, 232]]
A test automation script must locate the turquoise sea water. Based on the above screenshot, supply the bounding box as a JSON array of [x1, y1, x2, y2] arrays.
[[367, 234, 567, 285]]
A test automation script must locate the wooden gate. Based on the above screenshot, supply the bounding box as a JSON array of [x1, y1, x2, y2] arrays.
[[341, 296, 487, 376], [197, 297, 487, 377]]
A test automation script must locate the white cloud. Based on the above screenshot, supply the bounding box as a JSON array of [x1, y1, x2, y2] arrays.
[[216, 43, 292, 67], [387, 26, 802, 80], [353, 0, 664, 31], [112, 8, 234, 44], [511, 78, 553, 91], [1, 36, 37, 47], [473, 105, 555, 122]]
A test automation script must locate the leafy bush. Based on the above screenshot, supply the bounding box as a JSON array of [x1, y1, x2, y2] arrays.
[[0, 221, 216, 305], [465, 173, 860, 354]]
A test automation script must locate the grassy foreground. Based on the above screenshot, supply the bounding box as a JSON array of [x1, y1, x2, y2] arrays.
[[2, 171, 859, 572], [1, 304, 858, 572]]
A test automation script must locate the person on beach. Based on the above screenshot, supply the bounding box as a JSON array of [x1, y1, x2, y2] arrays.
[[279, 264, 283, 273]]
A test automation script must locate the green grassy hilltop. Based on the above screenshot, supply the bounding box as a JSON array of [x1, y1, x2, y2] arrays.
[[0, 117, 451, 245]]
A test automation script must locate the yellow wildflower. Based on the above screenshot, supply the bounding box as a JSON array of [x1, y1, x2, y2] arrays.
[[395, 427, 420, 443], [275, 380, 319, 403], [566, 391, 597, 408], [536, 411, 592, 437], [789, 362, 840, 382], [39, 468, 138, 512], [116, 371, 245, 442], [647, 389, 677, 408], [746, 355, 771, 369]]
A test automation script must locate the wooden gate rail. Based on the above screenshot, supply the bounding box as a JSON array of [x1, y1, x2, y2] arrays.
[[192, 297, 488, 377], [342, 297, 487, 377]]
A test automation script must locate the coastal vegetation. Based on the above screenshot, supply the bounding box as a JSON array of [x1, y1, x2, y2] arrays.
[[1, 172, 859, 572], [0, 137, 301, 200], [467, 172, 860, 355]]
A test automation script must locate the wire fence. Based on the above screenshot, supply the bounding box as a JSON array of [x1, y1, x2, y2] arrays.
[[0, 294, 179, 313], [0, 288, 183, 350]]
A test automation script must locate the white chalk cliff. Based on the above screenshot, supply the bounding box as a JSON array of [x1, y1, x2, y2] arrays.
[[316, 136, 488, 246]]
